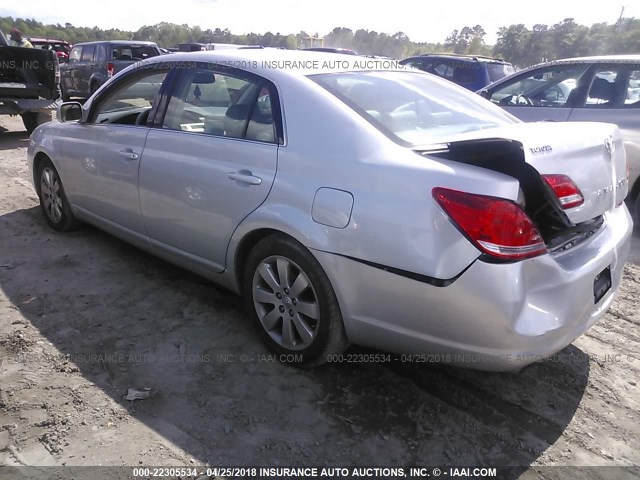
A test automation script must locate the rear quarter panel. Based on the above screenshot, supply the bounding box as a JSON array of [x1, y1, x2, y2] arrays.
[[227, 73, 521, 285]]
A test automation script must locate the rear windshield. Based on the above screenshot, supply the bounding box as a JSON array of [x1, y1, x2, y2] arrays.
[[312, 71, 517, 146], [110, 45, 160, 61], [487, 63, 515, 82], [31, 42, 70, 52]]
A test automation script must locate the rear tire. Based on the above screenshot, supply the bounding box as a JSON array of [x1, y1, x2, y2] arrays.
[[22, 111, 52, 134], [634, 193, 640, 228], [36, 158, 82, 232], [243, 234, 349, 365]]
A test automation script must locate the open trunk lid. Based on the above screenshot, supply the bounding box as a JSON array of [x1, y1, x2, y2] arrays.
[[513, 122, 627, 224], [417, 122, 628, 253], [419, 122, 628, 224]]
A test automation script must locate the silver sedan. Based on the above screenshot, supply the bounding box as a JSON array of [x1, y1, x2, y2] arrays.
[[27, 50, 633, 371]]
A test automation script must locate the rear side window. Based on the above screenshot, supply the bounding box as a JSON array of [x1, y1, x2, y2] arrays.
[[626, 70, 640, 105], [95, 44, 107, 62], [162, 68, 278, 143], [110, 45, 160, 61], [81, 45, 96, 62], [586, 69, 619, 106], [451, 61, 482, 85]]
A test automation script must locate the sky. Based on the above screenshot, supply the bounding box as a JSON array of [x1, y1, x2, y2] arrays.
[[1, 0, 638, 44]]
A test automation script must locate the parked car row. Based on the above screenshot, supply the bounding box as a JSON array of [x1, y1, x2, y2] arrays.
[[399, 54, 515, 91], [60, 41, 162, 100], [28, 37, 72, 63], [0, 30, 59, 133], [27, 49, 632, 370]]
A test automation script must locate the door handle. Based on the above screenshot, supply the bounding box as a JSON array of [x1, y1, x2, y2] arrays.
[[228, 172, 262, 185], [119, 150, 139, 161]]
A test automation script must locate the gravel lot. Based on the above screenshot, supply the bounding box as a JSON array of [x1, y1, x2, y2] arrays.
[[1, 116, 639, 479]]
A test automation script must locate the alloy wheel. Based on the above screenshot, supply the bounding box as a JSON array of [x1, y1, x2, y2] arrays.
[[40, 167, 63, 224], [252, 255, 320, 350]]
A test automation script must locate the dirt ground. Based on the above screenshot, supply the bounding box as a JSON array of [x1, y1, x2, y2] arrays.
[[0, 115, 639, 479]]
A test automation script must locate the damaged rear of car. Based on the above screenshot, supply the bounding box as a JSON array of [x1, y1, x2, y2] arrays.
[[311, 69, 632, 370]]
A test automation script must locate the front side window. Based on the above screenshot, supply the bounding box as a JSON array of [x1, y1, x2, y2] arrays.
[[91, 69, 167, 124], [162, 68, 278, 143], [68, 46, 81, 63], [110, 45, 160, 61], [313, 71, 517, 146], [489, 64, 589, 107]]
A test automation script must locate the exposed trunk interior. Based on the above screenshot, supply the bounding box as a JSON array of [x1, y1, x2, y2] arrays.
[[418, 138, 605, 254]]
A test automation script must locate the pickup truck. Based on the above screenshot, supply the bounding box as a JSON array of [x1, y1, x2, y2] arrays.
[[60, 40, 162, 100], [0, 29, 60, 133]]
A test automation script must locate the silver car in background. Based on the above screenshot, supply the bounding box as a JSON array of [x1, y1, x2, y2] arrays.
[[27, 50, 632, 371], [479, 55, 640, 223]]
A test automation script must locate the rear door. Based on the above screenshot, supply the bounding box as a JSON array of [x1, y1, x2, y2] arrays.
[[61, 45, 82, 95], [139, 64, 280, 270], [486, 63, 593, 122], [78, 44, 96, 96]]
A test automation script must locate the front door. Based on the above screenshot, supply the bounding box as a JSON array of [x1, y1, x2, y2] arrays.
[[486, 63, 592, 122], [65, 68, 169, 233]]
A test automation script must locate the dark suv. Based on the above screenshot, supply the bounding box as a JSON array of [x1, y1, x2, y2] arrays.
[[60, 40, 161, 100], [400, 54, 514, 91]]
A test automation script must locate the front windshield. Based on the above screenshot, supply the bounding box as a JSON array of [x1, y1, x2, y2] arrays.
[[312, 71, 518, 146]]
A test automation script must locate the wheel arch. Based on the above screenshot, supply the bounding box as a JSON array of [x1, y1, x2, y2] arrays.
[[631, 174, 640, 204], [32, 151, 52, 194], [231, 226, 315, 295]]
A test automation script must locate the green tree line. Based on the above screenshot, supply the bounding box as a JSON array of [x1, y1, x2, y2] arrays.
[[2, 15, 639, 66]]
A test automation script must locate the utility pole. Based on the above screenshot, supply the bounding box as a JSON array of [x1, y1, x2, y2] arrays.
[[616, 5, 626, 31]]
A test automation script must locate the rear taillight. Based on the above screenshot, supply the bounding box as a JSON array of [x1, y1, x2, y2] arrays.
[[54, 59, 60, 84], [542, 174, 584, 209], [107, 62, 114, 77], [432, 187, 547, 261]]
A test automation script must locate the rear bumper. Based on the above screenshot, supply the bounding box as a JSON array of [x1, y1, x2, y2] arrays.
[[313, 205, 633, 371]]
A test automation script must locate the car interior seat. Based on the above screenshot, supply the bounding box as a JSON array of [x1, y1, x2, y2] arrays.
[[589, 77, 616, 105], [224, 104, 251, 139]]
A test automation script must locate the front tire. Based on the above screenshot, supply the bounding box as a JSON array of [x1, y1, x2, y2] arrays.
[[22, 111, 52, 134], [36, 158, 81, 232], [243, 234, 349, 365], [634, 193, 640, 228]]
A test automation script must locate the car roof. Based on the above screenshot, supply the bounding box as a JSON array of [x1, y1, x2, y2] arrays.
[[552, 54, 640, 63], [72, 40, 158, 46], [404, 54, 510, 64], [28, 37, 70, 44], [139, 49, 406, 78]]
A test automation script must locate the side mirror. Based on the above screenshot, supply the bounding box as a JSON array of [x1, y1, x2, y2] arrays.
[[478, 89, 490, 99], [59, 102, 83, 122]]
